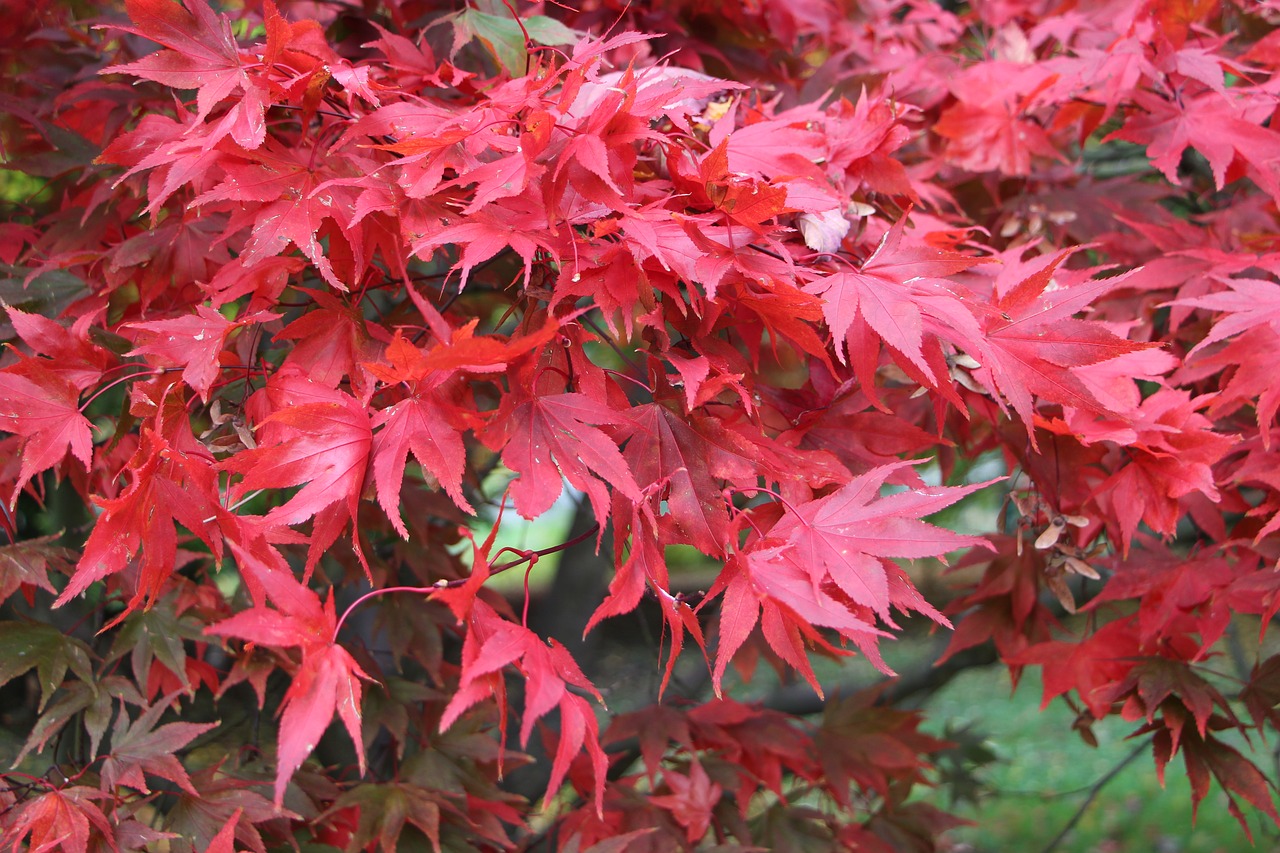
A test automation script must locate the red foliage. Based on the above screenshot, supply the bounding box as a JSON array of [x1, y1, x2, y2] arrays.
[[3, 0, 1280, 849]]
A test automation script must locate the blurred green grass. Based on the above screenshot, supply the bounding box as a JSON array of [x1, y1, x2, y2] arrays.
[[921, 663, 1280, 853]]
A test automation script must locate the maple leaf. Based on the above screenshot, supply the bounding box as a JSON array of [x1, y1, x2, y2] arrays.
[[99, 696, 218, 795], [707, 555, 762, 695], [1242, 655, 1280, 735], [500, 391, 642, 523], [1196, 326, 1280, 444], [708, 466, 993, 694], [1087, 389, 1235, 554], [1084, 548, 1244, 652], [106, 0, 267, 148], [620, 402, 740, 556], [0, 620, 95, 711], [404, 313, 564, 376], [362, 331, 487, 535], [685, 139, 795, 235], [2, 302, 114, 389], [685, 700, 818, 804], [193, 143, 363, 290], [0, 534, 70, 603], [803, 213, 989, 380], [1013, 618, 1141, 718], [438, 600, 608, 814], [163, 764, 288, 853], [648, 760, 722, 843], [762, 462, 993, 623], [127, 307, 279, 401], [206, 565, 372, 806], [1169, 728, 1280, 836], [1174, 276, 1280, 355], [1, 786, 114, 853], [371, 391, 472, 535], [56, 428, 222, 612], [815, 689, 949, 804], [14, 676, 145, 768], [0, 361, 94, 508], [934, 62, 1065, 175], [450, 7, 577, 77], [218, 377, 372, 575], [975, 253, 1152, 435], [321, 783, 445, 853], [588, 506, 706, 696], [411, 205, 556, 293], [713, 543, 891, 695], [275, 291, 378, 391], [204, 809, 243, 853], [1107, 89, 1280, 199], [1092, 656, 1233, 739]]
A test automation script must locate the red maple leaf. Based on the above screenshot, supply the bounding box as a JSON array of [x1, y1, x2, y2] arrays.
[[164, 763, 291, 851], [106, 0, 268, 148], [2, 303, 113, 390], [361, 321, 563, 535], [0, 535, 68, 604], [934, 62, 1065, 175], [621, 402, 741, 557], [193, 146, 364, 291], [1155, 727, 1280, 836], [1107, 89, 1280, 199], [0, 361, 94, 508], [763, 462, 992, 623], [708, 465, 994, 695], [1, 786, 114, 853], [1174, 276, 1280, 355], [204, 809, 244, 853], [975, 253, 1152, 435], [206, 563, 372, 806], [370, 389, 472, 535], [439, 600, 608, 814], [648, 760, 722, 843], [127, 307, 278, 401], [803, 213, 989, 383], [1086, 389, 1235, 554], [219, 376, 372, 576], [588, 505, 706, 696], [55, 428, 221, 613], [1013, 618, 1141, 718], [500, 391, 642, 523], [274, 291, 380, 391]]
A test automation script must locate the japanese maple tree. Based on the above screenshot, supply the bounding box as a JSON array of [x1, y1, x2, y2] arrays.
[[4, 0, 1280, 850]]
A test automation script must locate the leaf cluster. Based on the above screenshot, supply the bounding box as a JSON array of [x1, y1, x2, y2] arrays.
[[3, 0, 1280, 850]]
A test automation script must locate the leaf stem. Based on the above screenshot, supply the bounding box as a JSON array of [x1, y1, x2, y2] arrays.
[[331, 522, 600, 641], [497, 0, 534, 77], [603, 368, 653, 396], [79, 366, 165, 413], [729, 485, 803, 519]]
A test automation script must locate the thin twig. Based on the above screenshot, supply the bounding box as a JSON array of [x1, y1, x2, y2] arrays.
[[332, 522, 600, 641], [1039, 736, 1152, 853]]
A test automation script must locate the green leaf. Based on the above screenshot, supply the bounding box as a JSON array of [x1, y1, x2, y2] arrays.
[[13, 681, 96, 768], [0, 620, 95, 711], [0, 267, 86, 321], [13, 675, 143, 767], [524, 16, 578, 45], [108, 606, 205, 694], [453, 9, 576, 76]]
